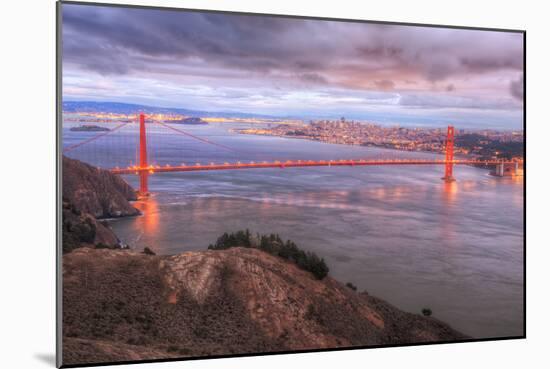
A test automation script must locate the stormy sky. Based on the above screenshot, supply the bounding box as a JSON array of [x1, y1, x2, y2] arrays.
[[62, 4, 524, 129]]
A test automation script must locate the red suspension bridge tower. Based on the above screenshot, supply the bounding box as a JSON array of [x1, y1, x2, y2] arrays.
[[442, 125, 455, 182], [138, 112, 149, 195]]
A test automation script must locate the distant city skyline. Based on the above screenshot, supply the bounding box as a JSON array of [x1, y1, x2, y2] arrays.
[[62, 4, 524, 129]]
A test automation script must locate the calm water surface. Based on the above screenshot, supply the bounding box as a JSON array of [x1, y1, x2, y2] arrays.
[[63, 122, 524, 339]]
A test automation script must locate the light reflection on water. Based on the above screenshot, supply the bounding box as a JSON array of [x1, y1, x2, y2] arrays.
[[131, 196, 160, 241], [64, 122, 524, 339]]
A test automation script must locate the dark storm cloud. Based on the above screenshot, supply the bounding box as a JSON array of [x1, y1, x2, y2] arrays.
[[62, 5, 316, 75], [63, 4, 523, 85], [354, 26, 523, 83], [62, 3, 524, 124]]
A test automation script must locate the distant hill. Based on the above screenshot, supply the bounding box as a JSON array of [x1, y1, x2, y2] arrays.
[[62, 101, 278, 119]]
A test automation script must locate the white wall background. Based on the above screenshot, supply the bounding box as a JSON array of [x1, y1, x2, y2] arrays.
[[0, 0, 547, 368]]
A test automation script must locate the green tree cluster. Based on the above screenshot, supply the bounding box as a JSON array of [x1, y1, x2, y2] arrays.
[[208, 230, 329, 280]]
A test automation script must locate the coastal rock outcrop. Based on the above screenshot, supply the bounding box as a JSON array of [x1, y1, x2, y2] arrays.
[[62, 201, 120, 253], [63, 155, 139, 219], [62, 156, 140, 252], [62, 247, 467, 365]]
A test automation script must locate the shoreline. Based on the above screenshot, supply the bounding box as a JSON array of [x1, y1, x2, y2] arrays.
[[235, 129, 479, 160], [234, 129, 524, 175]]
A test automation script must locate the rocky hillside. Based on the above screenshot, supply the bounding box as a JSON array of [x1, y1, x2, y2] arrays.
[[62, 156, 140, 253], [62, 247, 467, 365], [63, 156, 139, 218], [62, 201, 120, 253]]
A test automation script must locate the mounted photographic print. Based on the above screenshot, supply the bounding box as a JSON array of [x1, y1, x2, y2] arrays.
[[57, 1, 525, 367]]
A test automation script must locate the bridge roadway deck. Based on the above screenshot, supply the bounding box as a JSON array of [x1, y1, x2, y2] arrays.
[[109, 159, 514, 175]]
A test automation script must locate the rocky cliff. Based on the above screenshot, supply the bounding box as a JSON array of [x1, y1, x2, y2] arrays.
[[62, 247, 467, 365], [63, 156, 139, 219], [62, 156, 140, 252]]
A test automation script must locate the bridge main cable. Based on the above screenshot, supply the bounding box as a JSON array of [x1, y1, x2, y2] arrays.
[[155, 121, 239, 153], [63, 122, 130, 153]]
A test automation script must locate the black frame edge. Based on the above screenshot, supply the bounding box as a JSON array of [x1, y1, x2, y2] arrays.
[[56, 1, 64, 367]]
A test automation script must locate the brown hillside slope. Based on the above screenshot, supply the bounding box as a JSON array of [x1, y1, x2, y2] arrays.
[[62, 247, 467, 365]]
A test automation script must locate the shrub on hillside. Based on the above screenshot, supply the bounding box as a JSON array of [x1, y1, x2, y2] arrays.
[[143, 246, 156, 255], [209, 230, 329, 280]]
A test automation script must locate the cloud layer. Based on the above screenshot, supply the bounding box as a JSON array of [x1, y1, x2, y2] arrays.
[[62, 4, 524, 128]]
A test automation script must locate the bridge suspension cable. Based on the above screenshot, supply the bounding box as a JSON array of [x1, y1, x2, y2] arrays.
[[63, 121, 130, 153], [155, 121, 239, 153]]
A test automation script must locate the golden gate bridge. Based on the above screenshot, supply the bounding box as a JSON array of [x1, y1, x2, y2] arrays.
[[64, 113, 521, 196]]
